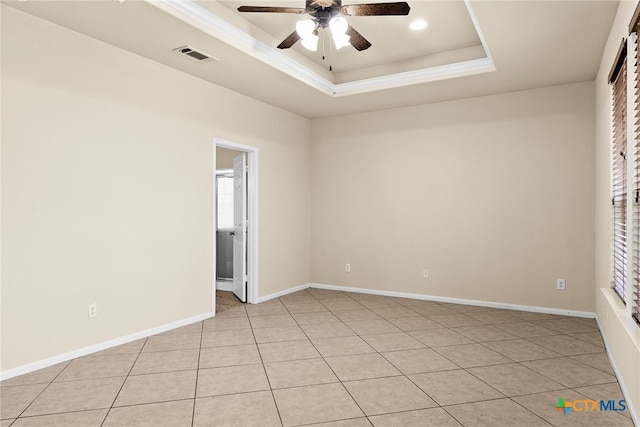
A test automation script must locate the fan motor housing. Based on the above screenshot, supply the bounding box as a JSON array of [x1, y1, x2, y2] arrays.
[[315, 9, 335, 28]]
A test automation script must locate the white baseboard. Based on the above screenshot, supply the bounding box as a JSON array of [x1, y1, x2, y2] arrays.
[[309, 283, 596, 318], [216, 280, 234, 292], [595, 290, 640, 426], [596, 315, 640, 426], [257, 281, 595, 318], [3, 283, 598, 382], [256, 283, 311, 303], [0, 311, 212, 382]]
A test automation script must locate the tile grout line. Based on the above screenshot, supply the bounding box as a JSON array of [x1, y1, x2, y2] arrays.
[[340, 293, 453, 422], [322, 291, 620, 424], [300, 292, 443, 422], [10, 358, 72, 421], [248, 302, 286, 427], [280, 291, 372, 424], [99, 336, 149, 427], [190, 319, 205, 427]]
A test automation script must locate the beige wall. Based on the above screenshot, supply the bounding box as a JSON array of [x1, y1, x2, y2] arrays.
[[594, 0, 640, 420], [311, 82, 595, 312], [1, 6, 311, 372], [5, 7, 637, 415]]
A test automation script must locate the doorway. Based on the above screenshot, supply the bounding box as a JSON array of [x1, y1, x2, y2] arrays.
[[213, 140, 258, 316], [215, 168, 234, 288]]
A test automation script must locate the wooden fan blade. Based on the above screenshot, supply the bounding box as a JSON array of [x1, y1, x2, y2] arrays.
[[341, 2, 410, 16], [346, 25, 371, 51], [238, 6, 306, 14], [277, 30, 302, 49]]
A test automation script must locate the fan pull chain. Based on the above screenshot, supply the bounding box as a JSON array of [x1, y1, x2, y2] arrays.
[[329, 32, 333, 72]]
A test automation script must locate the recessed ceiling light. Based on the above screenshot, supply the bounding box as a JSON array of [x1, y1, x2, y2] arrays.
[[410, 19, 428, 31]]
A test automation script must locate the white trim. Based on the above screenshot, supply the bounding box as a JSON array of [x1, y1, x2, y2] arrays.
[[211, 142, 217, 316], [247, 149, 259, 305], [216, 280, 234, 292], [596, 289, 640, 425], [0, 312, 212, 381], [256, 283, 312, 304], [464, 0, 493, 62], [150, 0, 496, 97], [256, 281, 596, 318], [213, 138, 259, 305], [335, 58, 495, 97], [309, 283, 596, 318], [627, 34, 637, 317], [596, 315, 640, 426]]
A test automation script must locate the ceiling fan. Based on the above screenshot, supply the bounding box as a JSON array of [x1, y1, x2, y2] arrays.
[[237, 1, 410, 52]]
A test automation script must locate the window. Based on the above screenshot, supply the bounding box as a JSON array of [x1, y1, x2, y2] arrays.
[[632, 17, 640, 324], [630, 7, 640, 325], [216, 175, 234, 230], [610, 39, 628, 303], [635, 37, 640, 324]]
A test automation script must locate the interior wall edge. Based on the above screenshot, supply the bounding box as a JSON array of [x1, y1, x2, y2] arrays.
[[256, 283, 312, 304]]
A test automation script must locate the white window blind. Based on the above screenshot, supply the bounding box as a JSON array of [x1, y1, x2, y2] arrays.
[[633, 29, 640, 324], [610, 40, 628, 302]]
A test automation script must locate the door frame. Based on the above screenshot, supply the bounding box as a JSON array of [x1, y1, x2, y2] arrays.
[[212, 138, 259, 315]]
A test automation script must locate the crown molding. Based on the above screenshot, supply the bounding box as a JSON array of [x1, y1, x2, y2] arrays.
[[150, 0, 496, 97]]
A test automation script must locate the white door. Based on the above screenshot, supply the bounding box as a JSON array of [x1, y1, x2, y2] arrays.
[[232, 153, 247, 302]]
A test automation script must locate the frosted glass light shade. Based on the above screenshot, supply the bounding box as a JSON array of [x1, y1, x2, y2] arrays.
[[329, 16, 348, 36], [301, 34, 319, 51], [296, 19, 316, 39], [333, 33, 350, 49]]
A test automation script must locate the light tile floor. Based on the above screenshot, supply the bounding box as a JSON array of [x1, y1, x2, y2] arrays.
[[1, 289, 635, 426]]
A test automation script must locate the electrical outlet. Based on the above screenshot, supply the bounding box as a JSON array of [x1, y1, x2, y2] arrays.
[[345, 263, 351, 273], [556, 279, 566, 291], [423, 269, 429, 278], [88, 303, 97, 318]]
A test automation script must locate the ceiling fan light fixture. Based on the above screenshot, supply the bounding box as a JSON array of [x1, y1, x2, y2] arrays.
[[296, 19, 316, 39], [329, 16, 349, 36], [301, 34, 319, 51], [332, 33, 351, 50], [239, 1, 410, 52]]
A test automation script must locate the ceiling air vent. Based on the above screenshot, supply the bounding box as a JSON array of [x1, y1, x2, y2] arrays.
[[174, 46, 218, 63]]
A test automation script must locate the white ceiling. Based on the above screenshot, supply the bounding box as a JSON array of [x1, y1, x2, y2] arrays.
[[4, 0, 619, 119]]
